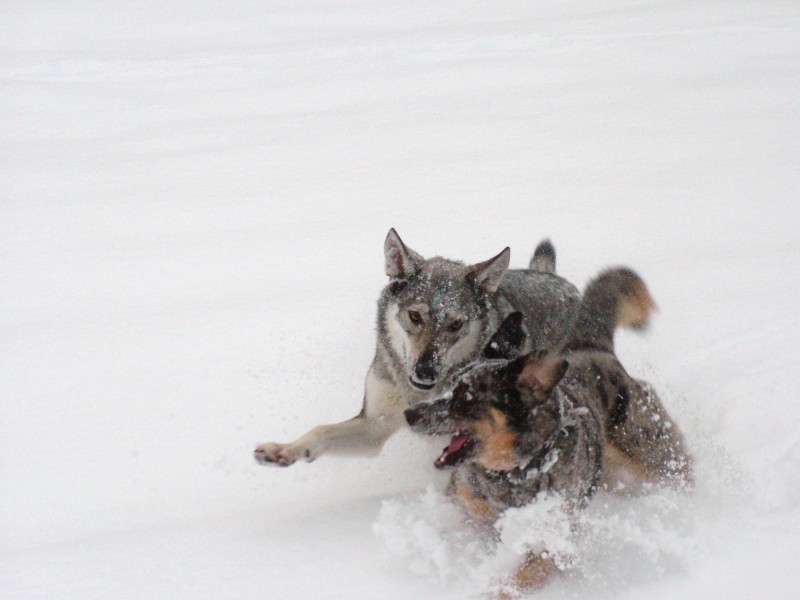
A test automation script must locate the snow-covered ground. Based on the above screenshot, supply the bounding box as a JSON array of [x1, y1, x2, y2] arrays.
[[2, 1, 799, 598]]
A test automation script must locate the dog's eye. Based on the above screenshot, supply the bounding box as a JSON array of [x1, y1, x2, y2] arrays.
[[452, 387, 481, 418], [448, 320, 464, 333], [408, 310, 423, 325]]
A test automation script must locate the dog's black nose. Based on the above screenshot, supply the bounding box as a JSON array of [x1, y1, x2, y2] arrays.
[[413, 366, 436, 385], [404, 407, 422, 427], [413, 352, 439, 384]]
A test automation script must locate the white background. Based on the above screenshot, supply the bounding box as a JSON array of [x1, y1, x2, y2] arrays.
[[2, 1, 799, 598]]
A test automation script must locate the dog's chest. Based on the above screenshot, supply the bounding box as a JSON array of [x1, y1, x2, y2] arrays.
[[451, 464, 545, 516]]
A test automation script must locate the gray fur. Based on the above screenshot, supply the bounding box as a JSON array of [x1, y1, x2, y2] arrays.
[[404, 328, 606, 514], [529, 238, 556, 273], [401, 267, 692, 594], [560, 268, 692, 485], [562, 267, 649, 354], [404, 267, 692, 521], [254, 229, 580, 467], [376, 255, 579, 395], [468, 384, 601, 511]]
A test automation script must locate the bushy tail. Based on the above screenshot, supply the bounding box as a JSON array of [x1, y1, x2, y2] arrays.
[[562, 268, 657, 354], [529, 239, 556, 273]]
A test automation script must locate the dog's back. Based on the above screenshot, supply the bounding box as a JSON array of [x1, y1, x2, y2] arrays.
[[559, 268, 693, 487], [498, 238, 580, 351], [497, 268, 580, 351], [405, 266, 693, 595]]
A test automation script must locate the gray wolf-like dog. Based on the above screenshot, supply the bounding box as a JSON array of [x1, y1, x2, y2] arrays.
[[254, 229, 580, 466], [404, 268, 692, 596]]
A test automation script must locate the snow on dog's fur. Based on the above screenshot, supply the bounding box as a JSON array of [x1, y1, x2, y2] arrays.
[[404, 268, 692, 596], [255, 230, 579, 467]]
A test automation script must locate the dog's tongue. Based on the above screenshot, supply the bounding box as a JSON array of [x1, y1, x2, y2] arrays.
[[435, 433, 472, 469]]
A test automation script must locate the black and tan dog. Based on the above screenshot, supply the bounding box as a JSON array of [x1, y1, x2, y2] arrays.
[[404, 268, 692, 596]]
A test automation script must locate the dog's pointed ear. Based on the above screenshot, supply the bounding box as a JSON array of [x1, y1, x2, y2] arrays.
[[517, 350, 569, 400], [384, 228, 422, 278], [483, 312, 527, 360], [466, 247, 510, 293]]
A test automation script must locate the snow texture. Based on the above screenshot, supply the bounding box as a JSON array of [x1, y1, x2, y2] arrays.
[[2, 1, 800, 599]]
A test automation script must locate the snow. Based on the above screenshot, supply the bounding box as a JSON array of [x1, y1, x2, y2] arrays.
[[2, 1, 800, 598]]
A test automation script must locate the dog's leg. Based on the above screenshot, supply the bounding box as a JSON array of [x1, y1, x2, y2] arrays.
[[610, 379, 694, 487], [495, 551, 557, 599], [452, 480, 498, 525], [254, 365, 405, 466], [254, 412, 403, 466], [601, 441, 650, 494]]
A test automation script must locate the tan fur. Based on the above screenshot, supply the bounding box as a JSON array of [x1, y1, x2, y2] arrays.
[[496, 552, 558, 599], [474, 408, 519, 471], [634, 442, 694, 488], [601, 442, 650, 494], [513, 553, 557, 591], [617, 279, 657, 328], [606, 379, 695, 489], [604, 437, 694, 492], [452, 481, 497, 524], [517, 353, 567, 402]]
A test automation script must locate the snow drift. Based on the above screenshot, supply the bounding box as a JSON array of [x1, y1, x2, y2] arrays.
[[2, 1, 799, 598]]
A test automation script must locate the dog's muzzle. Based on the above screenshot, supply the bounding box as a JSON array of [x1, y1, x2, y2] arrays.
[[404, 406, 424, 427], [411, 351, 440, 390]]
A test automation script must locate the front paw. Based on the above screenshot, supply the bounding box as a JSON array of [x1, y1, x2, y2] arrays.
[[254, 442, 308, 467]]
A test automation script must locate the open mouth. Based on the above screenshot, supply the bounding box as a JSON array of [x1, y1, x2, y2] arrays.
[[434, 431, 475, 469], [409, 377, 436, 391]]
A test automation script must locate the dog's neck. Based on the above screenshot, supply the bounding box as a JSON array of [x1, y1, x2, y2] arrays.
[[485, 390, 578, 483]]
